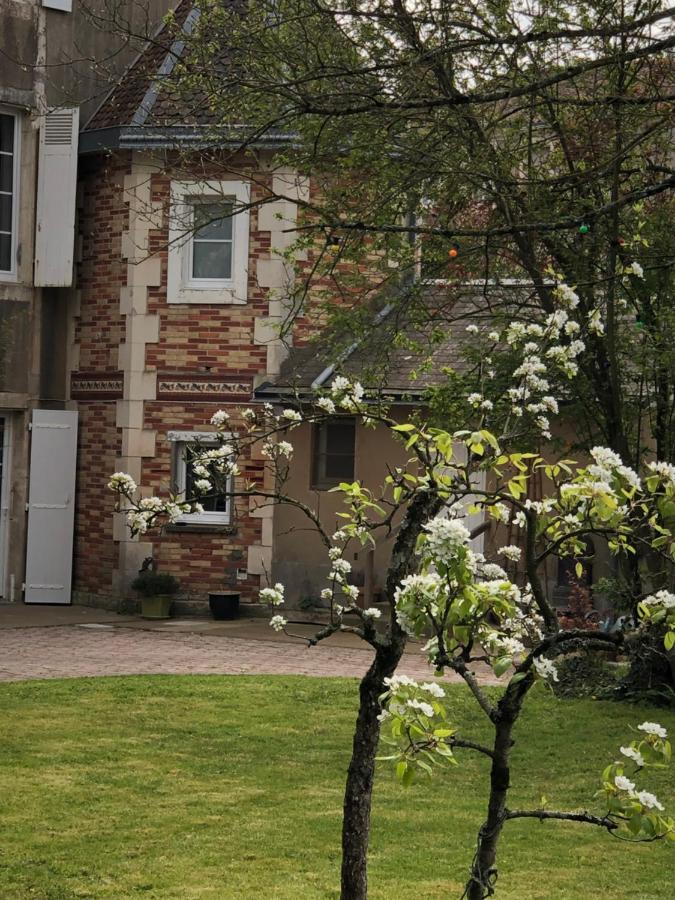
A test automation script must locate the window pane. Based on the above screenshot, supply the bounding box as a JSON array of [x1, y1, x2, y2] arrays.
[[0, 234, 10, 271], [0, 155, 12, 193], [312, 419, 355, 486], [192, 241, 232, 279], [325, 453, 354, 479], [326, 420, 356, 453], [194, 202, 233, 240], [184, 448, 229, 514], [0, 194, 11, 233], [0, 115, 13, 154]]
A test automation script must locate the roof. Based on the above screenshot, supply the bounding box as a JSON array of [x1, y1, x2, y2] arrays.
[[81, 1, 293, 154], [254, 285, 527, 402]]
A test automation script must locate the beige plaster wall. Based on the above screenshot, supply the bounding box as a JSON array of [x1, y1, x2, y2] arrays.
[[272, 410, 415, 606]]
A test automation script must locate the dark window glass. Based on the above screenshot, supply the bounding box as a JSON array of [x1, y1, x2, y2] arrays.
[[0, 194, 12, 233], [312, 419, 356, 488], [183, 445, 229, 513], [0, 234, 10, 272], [0, 114, 14, 154]]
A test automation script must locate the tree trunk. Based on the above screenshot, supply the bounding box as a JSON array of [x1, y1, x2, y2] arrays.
[[465, 721, 513, 900], [340, 645, 404, 900], [465, 679, 532, 900], [340, 490, 443, 899]]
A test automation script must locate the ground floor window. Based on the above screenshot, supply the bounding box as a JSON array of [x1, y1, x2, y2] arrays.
[[169, 431, 233, 525], [311, 418, 356, 489]]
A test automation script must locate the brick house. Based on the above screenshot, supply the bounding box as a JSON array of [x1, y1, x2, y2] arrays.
[[57, 2, 614, 614]]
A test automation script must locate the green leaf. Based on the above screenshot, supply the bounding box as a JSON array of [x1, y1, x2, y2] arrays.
[[664, 631, 675, 651], [493, 656, 512, 677]]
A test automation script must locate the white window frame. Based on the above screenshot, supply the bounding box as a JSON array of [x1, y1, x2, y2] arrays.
[[169, 430, 233, 525], [167, 180, 250, 305], [0, 108, 20, 282]]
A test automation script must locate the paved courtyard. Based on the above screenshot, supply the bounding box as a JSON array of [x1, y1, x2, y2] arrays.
[[0, 603, 499, 684]]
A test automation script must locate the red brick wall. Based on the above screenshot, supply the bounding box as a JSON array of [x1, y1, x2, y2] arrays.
[[75, 157, 130, 372], [143, 402, 264, 599], [71, 156, 129, 598], [72, 401, 121, 595]]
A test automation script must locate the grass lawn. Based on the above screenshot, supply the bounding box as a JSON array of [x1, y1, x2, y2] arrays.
[[0, 676, 673, 899]]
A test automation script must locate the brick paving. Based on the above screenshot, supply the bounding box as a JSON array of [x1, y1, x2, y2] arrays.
[[0, 608, 500, 684]]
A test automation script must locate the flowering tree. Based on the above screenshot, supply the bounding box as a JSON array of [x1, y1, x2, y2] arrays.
[[109, 363, 675, 897]]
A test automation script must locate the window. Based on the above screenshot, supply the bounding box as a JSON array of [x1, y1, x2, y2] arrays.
[[311, 418, 356, 489], [189, 201, 233, 282], [0, 111, 18, 278], [167, 180, 250, 304], [170, 431, 233, 525]]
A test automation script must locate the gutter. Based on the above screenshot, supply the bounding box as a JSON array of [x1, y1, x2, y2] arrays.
[[79, 125, 297, 155]]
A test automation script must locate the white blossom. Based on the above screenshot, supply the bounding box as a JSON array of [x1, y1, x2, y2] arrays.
[[554, 283, 580, 308], [637, 791, 664, 811], [533, 657, 559, 681], [260, 583, 285, 606], [620, 746, 645, 767], [383, 674, 417, 690], [194, 479, 212, 494], [587, 308, 605, 336], [467, 392, 483, 407], [108, 472, 137, 496], [627, 261, 644, 279], [320, 588, 333, 601], [614, 775, 636, 793], [317, 397, 336, 414], [407, 698, 435, 718], [422, 516, 471, 558], [498, 545, 522, 562], [281, 408, 302, 424], [362, 607, 381, 619], [637, 722, 667, 739], [342, 584, 360, 602], [210, 410, 230, 428], [488, 330, 500, 341], [642, 590, 675, 610], [420, 682, 445, 698], [647, 460, 675, 487], [269, 614, 288, 632], [465, 323, 479, 334]]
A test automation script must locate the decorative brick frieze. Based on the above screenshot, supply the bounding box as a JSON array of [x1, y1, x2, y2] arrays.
[[70, 371, 124, 400], [156, 373, 254, 401]]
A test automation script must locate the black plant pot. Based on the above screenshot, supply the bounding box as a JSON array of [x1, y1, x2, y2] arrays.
[[209, 592, 240, 620]]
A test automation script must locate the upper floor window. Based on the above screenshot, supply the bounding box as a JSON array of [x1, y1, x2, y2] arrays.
[[167, 180, 250, 305], [0, 112, 18, 277]]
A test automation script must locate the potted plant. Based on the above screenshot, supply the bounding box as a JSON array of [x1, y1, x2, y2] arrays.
[[131, 571, 179, 620]]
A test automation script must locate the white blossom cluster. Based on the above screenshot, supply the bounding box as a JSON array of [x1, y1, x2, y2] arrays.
[[647, 460, 675, 488], [260, 583, 285, 606], [421, 515, 471, 559], [532, 656, 559, 682], [641, 590, 675, 610], [587, 446, 641, 490], [108, 472, 138, 497], [329, 376, 365, 412]]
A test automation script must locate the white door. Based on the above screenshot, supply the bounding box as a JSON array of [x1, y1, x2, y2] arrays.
[[0, 416, 10, 598], [24, 409, 78, 604]]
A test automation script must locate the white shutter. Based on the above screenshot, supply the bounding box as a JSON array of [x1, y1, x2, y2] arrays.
[[34, 107, 79, 287], [42, 0, 73, 11], [24, 410, 78, 604]]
